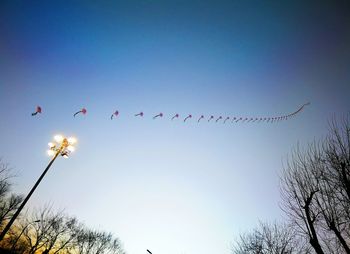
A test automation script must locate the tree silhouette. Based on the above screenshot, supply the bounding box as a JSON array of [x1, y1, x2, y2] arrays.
[[281, 116, 350, 253], [232, 221, 310, 254], [0, 159, 23, 246]]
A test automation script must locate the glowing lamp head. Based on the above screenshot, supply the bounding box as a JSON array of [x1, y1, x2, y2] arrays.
[[47, 150, 55, 156], [54, 135, 63, 143], [67, 145, 75, 152], [67, 137, 77, 145], [48, 134, 77, 159]]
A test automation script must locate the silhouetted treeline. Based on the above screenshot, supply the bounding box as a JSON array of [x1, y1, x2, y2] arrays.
[[233, 117, 350, 254], [0, 160, 125, 254]]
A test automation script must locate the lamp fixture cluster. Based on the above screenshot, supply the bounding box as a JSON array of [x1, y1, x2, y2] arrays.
[[47, 135, 77, 158]]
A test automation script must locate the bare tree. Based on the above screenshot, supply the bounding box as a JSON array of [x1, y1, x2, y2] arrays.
[[75, 227, 125, 254], [0, 160, 23, 230], [0, 159, 126, 254], [17, 206, 79, 254], [16, 206, 124, 254], [315, 117, 350, 253], [232, 221, 310, 254], [0, 159, 23, 250], [281, 145, 325, 254], [281, 116, 350, 254], [21, 207, 54, 253]]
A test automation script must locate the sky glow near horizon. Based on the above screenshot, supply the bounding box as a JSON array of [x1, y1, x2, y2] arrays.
[[0, 1, 350, 254]]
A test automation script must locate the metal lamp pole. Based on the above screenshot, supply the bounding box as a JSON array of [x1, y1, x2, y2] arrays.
[[0, 135, 76, 242]]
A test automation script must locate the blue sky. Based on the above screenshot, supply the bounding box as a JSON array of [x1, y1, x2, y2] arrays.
[[0, 1, 349, 253]]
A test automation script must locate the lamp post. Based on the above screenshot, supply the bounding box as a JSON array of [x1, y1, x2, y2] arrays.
[[0, 135, 77, 242]]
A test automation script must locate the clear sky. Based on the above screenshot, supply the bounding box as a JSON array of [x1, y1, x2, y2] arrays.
[[0, 1, 349, 253]]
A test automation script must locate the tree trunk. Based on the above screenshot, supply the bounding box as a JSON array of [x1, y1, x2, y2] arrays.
[[330, 222, 350, 254], [305, 203, 324, 254]]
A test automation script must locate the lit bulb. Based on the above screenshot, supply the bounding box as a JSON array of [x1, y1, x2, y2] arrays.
[[47, 150, 55, 156], [54, 135, 63, 143], [67, 145, 75, 152], [68, 137, 77, 145], [62, 153, 69, 159], [48, 142, 55, 148]]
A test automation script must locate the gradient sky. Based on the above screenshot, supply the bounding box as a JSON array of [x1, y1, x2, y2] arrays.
[[0, 1, 349, 254]]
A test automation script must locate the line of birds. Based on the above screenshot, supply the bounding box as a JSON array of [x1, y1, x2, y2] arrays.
[[30, 102, 310, 124]]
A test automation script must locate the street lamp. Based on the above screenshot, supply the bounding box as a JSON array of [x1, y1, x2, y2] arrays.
[[0, 134, 77, 242]]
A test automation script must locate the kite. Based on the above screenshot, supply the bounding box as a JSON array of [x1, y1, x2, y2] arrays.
[[30, 102, 310, 126], [111, 110, 119, 120], [74, 108, 87, 117], [220, 102, 311, 124], [184, 114, 192, 122], [31, 106, 42, 116], [287, 102, 310, 117], [216, 116, 222, 122], [147, 250, 152, 254], [153, 113, 163, 119], [171, 113, 179, 120], [135, 112, 144, 117]]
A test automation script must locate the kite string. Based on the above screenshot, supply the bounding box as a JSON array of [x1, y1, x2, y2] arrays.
[[32, 102, 310, 123]]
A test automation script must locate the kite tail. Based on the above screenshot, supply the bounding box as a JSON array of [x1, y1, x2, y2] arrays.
[[289, 102, 311, 116], [31, 112, 38, 116], [73, 111, 81, 117]]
